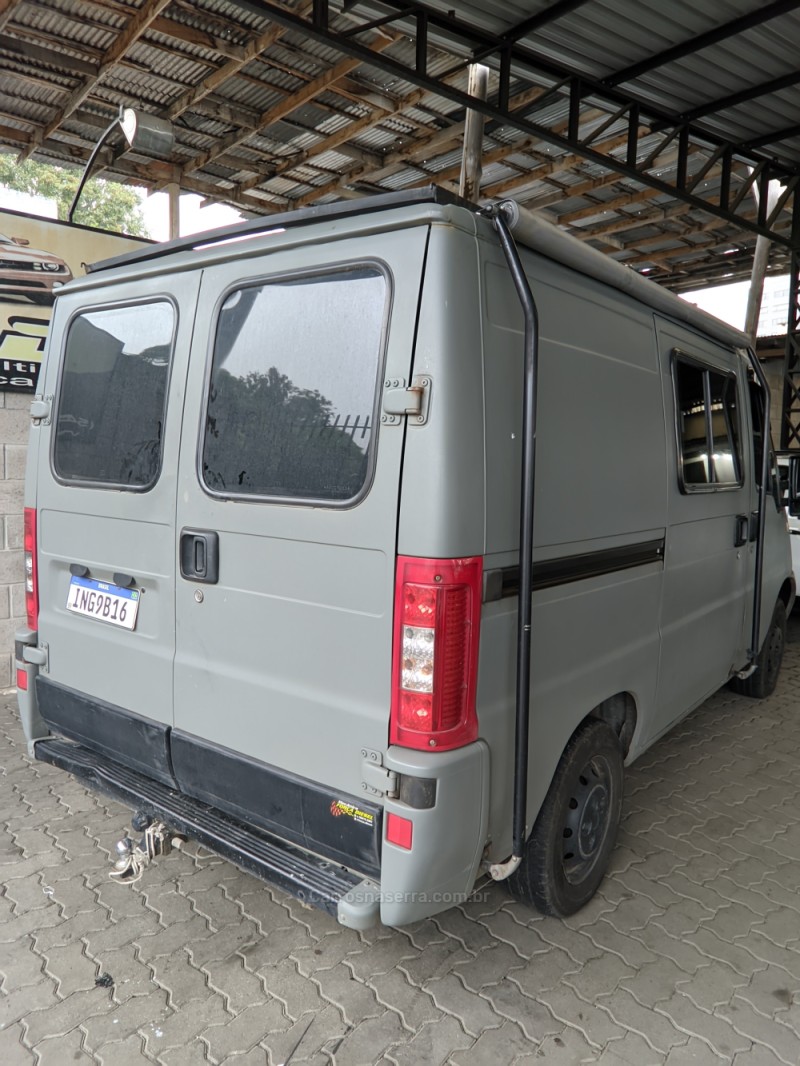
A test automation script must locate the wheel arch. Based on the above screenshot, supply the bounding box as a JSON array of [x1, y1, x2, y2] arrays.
[[588, 691, 637, 758]]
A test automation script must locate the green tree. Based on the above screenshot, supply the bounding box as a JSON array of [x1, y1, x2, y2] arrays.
[[0, 154, 149, 237]]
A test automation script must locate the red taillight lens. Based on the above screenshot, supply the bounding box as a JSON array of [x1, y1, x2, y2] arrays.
[[391, 555, 482, 751], [24, 507, 38, 630]]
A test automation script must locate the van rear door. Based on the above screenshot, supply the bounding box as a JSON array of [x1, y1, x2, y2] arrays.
[[33, 271, 200, 784], [171, 226, 429, 818]]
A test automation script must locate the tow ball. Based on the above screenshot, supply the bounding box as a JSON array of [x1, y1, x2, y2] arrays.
[[110, 811, 186, 884]]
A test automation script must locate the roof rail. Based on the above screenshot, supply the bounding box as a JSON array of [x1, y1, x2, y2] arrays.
[[88, 186, 466, 274]]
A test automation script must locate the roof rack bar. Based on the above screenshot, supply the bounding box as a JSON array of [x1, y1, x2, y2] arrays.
[[88, 186, 465, 275]]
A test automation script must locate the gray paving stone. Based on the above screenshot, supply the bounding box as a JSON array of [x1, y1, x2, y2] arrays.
[[717, 994, 800, 1065], [737, 964, 800, 1019], [142, 994, 231, 1055], [241, 922, 319, 973], [314, 961, 383, 1025], [261, 1006, 342, 1065], [369, 969, 441, 1029], [398, 938, 474, 986], [655, 990, 751, 1059], [424, 974, 502, 1037], [202, 999, 287, 1061], [33, 1026, 96, 1065], [480, 979, 563, 1043], [23, 986, 111, 1046], [448, 1019, 535, 1065], [150, 950, 214, 1009], [0, 937, 45, 991], [386, 1015, 473, 1066], [160, 1041, 211, 1066], [257, 958, 329, 1019], [328, 1012, 407, 1066], [596, 987, 688, 1055], [537, 982, 626, 1050], [674, 961, 749, 1013], [661, 1036, 728, 1063], [95, 1033, 153, 1065], [431, 906, 500, 953], [43, 939, 102, 997], [520, 1024, 595, 1063], [0, 1021, 34, 1066], [81, 989, 171, 1052], [0, 974, 59, 1028]]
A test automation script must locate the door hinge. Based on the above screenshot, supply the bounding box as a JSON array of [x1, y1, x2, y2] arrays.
[[30, 396, 52, 425], [23, 642, 48, 673], [360, 748, 399, 798], [381, 375, 431, 426]]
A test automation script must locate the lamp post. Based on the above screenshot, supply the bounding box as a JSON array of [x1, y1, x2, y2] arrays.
[[68, 106, 174, 224]]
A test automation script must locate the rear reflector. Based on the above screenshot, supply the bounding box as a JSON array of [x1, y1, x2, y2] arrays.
[[391, 556, 482, 751], [386, 812, 413, 850], [16, 668, 28, 692], [24, 507, 38, 631]]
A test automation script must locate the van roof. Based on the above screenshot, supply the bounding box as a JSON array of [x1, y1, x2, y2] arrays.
[[88, 185, 749, 353]]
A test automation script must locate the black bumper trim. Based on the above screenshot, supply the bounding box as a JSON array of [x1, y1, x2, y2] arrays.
[[35, 737, 364, 917]]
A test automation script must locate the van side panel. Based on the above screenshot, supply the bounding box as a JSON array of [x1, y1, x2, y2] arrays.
[[396, 223, 486, 558], [478, 240, 667, 860]]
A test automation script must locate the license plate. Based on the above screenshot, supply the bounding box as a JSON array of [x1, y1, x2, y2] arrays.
[[66, 576, 140, 631]]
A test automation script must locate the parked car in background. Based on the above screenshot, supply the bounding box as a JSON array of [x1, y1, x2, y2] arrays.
[[0, 231, 72, 304]]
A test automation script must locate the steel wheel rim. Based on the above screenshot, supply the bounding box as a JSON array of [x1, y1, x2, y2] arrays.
[[561, 754, 613, 886]]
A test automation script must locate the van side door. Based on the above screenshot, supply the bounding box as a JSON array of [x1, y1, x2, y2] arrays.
[[652, 318, 753, 737]]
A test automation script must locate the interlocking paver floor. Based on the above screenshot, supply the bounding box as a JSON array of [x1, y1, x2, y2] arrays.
[[4, 618, 800, 1065]]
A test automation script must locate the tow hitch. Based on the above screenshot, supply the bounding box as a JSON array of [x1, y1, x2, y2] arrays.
[[110, 811, 186, 884]]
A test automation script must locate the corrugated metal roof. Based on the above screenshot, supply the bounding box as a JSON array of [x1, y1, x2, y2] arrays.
[[0, 0, 798, 288]]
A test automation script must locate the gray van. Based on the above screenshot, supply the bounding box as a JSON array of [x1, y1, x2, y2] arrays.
[[15, 188, 794, 929]]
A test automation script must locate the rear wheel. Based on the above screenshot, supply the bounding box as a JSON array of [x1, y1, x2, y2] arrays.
[[508, 719, 623, 917], [729, 600, 786, 699]]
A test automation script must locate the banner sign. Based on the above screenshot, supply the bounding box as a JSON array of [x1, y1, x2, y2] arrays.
[[0, 208, 151, 392]]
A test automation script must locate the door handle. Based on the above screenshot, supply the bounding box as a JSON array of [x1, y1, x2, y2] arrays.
[[180, 529, 219, 584], [734, 514, 749, 548]]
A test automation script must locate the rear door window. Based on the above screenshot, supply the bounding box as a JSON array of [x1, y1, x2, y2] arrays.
[[53, 300, 175, 489], [201, 265, 388, 504]]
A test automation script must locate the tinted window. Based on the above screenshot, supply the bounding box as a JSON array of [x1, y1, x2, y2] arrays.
[[675, 356, 742, 489], [202, 267, 387, 502], [54, 302, 175, 488]]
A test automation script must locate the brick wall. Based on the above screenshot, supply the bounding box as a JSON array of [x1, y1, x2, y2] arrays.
[[1, 391, 29, 690]]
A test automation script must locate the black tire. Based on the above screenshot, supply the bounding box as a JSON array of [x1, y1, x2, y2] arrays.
[[507, 719, 623, 917], [729, 600, 786, 699]]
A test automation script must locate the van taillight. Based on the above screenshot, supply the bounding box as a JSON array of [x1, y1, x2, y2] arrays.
[[24, 507, 38, 630], [391, 555, 482, 751]]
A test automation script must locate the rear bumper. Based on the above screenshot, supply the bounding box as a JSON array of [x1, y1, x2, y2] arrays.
[[20, 668, 492, 928], [34, 736, 380, 928]]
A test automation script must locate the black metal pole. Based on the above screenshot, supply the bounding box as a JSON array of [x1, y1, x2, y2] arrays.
[[747, 345, 772, 662], [493, 206, 539, 860], [68, 116, 121, 224]]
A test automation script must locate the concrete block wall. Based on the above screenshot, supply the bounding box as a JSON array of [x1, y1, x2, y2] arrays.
[[1, 391, 29, 690]]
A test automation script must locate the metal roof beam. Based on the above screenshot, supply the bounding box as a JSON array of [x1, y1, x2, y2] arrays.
[[225, 0, 799, 247], [604, 0, 800, 87], [677, 70, 800, 126]]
